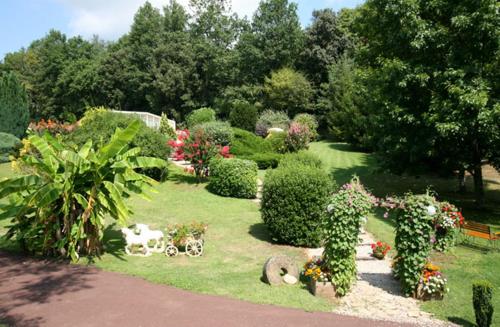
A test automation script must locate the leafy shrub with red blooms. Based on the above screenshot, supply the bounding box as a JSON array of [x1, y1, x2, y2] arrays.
[[29, 119, 78, 136], [167, 129, 190, 161], [182, 130, 232, 181], [371, 241, 391, 259]]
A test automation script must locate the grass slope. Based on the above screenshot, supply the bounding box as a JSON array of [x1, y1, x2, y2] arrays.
[[309, 141, 500, 326]]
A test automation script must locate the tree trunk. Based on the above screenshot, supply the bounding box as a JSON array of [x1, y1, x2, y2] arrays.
[[472, 163, 484, 206], [457, 168, 466, 193]]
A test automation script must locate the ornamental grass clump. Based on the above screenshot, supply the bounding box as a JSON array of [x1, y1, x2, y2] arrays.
[[322, 177, 376, 296]]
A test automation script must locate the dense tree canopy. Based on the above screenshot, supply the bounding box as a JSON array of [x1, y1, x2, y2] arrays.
[[1, 0, 498, 203], [355, 0, 500, 201]]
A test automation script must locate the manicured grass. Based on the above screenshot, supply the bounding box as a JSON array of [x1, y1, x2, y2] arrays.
[[309, 141, 500, 326], [0, 162, 330, 312]]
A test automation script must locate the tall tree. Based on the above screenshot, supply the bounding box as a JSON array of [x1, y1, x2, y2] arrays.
[[237, 0, 304, 83], [300, 9, 351, 86], [0, 72, 29, 137], [149, 1, 200, 119], [356, 0, 500, 203]]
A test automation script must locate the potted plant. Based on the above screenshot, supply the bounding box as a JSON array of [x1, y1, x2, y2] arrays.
[[303, 257, 336, 298], [371, 241, 391, 259], [416, 263, 448, 301]]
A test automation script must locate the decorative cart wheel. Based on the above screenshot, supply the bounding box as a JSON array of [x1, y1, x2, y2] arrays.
[[165, 244, 179, 257], [186, 240, 203, 257]]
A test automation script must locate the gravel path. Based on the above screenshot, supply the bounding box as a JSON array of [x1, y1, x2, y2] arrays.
[[306, 230, 455, 326]]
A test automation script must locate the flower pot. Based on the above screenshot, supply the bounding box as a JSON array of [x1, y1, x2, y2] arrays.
[[416, 285, 444, 301], [308, 279, 336, 298], [372, 251, 385, 260]]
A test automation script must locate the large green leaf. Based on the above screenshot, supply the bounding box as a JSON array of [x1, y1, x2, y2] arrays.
[[0, 175, 43, 198], [98, 120, 141, 163]]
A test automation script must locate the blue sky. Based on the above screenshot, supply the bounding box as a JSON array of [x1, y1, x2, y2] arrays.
[[0, 0, 363, 58]]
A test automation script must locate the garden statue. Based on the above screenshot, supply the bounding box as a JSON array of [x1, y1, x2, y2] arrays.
[[121, 227, 151, 256], [135, 224, 165, 253]]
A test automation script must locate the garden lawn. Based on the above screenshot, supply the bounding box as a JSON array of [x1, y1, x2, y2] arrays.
[[309, 141, 500, 326], [0, 163, 330, 311]]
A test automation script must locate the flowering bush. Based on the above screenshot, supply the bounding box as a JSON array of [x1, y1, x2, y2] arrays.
[[180, 129, 232, 181], [168, 129, 190, 161], [29, 119, 78, 135], [417, 263, 448, 299], [284, 122, 311, 152], [303, 257, 331, 282], [371, 241, 391, 259], [433, 202, 464, 251], [322, 177, 377, 296]]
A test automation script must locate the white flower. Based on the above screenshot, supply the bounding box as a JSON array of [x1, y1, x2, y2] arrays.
[[426, 205, 436, 216], [327, 204, 334, 213]]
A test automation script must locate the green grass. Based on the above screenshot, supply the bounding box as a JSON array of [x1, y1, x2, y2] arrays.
[[0, 163, 330, 311], [309, 141, 500, 326]]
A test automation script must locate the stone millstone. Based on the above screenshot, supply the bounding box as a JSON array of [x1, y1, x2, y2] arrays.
[[262, 256, 299, 286]]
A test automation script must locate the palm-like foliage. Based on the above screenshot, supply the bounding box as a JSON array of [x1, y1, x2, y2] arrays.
[[0, 121, 166, 261]]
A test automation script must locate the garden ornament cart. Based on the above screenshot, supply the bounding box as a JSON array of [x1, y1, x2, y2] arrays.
[[165, 234, 204, 257]]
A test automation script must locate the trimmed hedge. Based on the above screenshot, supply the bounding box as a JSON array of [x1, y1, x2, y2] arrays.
[[279, 151, 323, 169], [473, 280, 494, 327], [0, 132, 21, 163], [229, 101, 258, 132], [191, 121, 233, 146], [265, 131, 286, 153], [230, 128, 272, 156], [186, 107, 216, 128], [241, 152, 282, 169], [261, 164, 334, 247], [209, 157, 258, 198]]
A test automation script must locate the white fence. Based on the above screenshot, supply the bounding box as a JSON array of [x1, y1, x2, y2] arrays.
[[111, 110, 176, 130]]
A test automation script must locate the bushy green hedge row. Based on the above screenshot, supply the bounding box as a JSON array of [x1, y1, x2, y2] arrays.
[[261, 164, 334, 247], [0, 132, 21, 163], [209, 157, 258, 198], [191, 121, 233, 146], [279, 151, 322, 169], [186, 107, 216, 128]]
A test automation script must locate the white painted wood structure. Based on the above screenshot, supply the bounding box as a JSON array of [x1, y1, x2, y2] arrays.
[[111, 110, 176, 130]]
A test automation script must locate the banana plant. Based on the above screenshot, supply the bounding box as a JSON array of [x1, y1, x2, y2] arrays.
[[0, 120, 167, 262]]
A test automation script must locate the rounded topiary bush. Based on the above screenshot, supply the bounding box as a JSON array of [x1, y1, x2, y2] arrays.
[[191, 121, 233, 146], [186, 107, 216, 128], [209, 158, 258, 198], [261, 164, 335, 247], [0, 132, 21, 163], [279, 151, 323, 169], [229, 101, 258, 132]]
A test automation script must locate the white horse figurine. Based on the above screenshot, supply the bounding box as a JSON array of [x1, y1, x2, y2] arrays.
[[121, 227, 151, 256], [135, 224, 165, 253]]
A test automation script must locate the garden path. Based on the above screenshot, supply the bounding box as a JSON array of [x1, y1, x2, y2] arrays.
[[306, 230, 456, 327], [0, 251, 407, 327]]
